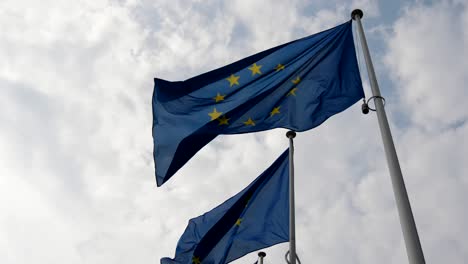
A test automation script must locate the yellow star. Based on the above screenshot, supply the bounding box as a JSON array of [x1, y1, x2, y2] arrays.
[[218, 115, 230, 125], [243, 118, 256, 126], [235, 218, 242, 226], [291, 76, 301, 84], [248, 63, 262, 76], [226, 74, 240, 87], [275, 64, 285, 71], [192, 256, 201, 264], [213, 93, 226, 102], [287, 87, 298, 97], [208, 108, 222, 121], [270, 106, 281, 117]]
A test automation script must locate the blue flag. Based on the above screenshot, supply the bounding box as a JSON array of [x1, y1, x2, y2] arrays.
[[161, 150, 289, 264], [153, 20, 363, 186]]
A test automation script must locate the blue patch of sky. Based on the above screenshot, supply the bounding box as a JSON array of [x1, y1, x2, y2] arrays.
[[229, 21, 252, 50], [298, 0, 343, 16]]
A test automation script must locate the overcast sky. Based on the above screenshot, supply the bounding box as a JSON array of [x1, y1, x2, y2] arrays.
[[1, 0, 467, 263]]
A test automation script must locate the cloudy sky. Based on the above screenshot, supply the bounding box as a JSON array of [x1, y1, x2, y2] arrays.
[[1, 0, 467, 263]]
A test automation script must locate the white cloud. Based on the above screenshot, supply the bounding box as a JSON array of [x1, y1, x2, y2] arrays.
[[1, 0, 467, 264], [385, 1, 468, 130]]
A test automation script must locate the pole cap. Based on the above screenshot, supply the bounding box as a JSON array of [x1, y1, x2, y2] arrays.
[[351, 9, 363, 20], [258, 252, 266, 258], [286, 130, 296, 139]]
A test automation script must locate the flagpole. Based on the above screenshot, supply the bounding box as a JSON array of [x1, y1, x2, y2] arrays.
[[286, 130, 297, 264], [351, 9, 425, 264], [258, 252, 266, 264]]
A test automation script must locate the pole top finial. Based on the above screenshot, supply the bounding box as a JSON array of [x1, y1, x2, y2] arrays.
[[286, 130, 296, 139], [258, 252, 266, 258], [351, 9, 363, 20]]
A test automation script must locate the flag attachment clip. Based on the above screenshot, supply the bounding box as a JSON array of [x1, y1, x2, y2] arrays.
[[362, 95, 386, 114], [361, 98, 369, 114]]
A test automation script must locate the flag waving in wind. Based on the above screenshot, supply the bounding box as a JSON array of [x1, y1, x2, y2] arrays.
[[153, 20, 363, 186], [161, 150, 289, 264]]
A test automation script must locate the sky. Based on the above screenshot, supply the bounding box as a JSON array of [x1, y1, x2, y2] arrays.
[[0, 0, 467, 263]]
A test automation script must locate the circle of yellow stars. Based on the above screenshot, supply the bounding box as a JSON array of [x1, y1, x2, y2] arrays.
[[208, 62, 302, 127]]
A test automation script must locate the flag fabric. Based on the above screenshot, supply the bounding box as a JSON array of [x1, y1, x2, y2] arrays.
[[161, 150, 290, 264], [153, 20, 363, 186]]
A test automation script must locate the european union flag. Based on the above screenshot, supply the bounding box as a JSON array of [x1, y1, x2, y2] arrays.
[[153, 21, 363, 186], [161, 150, 289, 264]]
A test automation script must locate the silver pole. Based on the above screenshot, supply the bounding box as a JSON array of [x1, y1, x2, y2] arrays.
[[286, 130, 297, 264], [258, 252, 266, 264], [351, 9, 425, 264]]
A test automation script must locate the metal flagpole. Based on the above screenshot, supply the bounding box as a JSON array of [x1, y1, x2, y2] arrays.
[[351, 9, 426, 264], [258, 252, 266, 264], [286, 130, 297, 264]]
